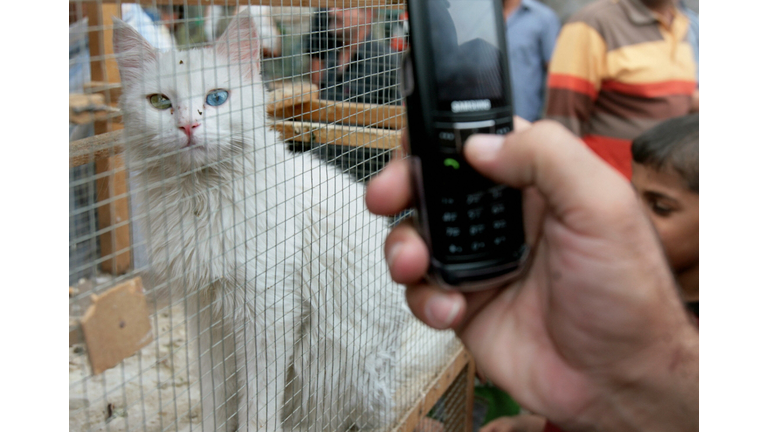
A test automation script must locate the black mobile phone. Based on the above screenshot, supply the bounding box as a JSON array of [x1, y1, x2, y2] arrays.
[[401, 0, 529, 291]]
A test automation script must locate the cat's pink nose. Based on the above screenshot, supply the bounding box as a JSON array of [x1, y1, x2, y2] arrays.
[[179, 123, 200, 137]]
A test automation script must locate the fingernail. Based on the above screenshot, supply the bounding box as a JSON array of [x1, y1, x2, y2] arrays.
[[425, 295, 460, 329], [465, 135, 504, 163], [387, 242, 403, 269]]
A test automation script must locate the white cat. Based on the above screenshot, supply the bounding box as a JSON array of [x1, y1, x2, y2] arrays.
[[113, 14, 433, 432]]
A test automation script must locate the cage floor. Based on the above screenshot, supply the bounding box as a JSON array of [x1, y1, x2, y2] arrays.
[[70, 283, 463, 432], [70, 302, 201, 432]]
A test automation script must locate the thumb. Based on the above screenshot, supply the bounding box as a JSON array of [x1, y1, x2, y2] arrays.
[[463, 121, 635, 231]]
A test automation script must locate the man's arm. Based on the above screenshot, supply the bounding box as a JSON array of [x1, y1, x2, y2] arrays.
[[545, 21, 605, 137], [309, 57, 325, 87], [539, 9, 561, 68]]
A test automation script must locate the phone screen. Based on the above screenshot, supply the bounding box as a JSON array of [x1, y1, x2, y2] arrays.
[[427, 0, 505, 111]]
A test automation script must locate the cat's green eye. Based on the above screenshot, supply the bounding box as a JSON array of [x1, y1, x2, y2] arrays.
[[148, 94, 172, 110]]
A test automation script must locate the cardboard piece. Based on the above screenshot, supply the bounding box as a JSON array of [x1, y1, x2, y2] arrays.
[[80, 277, 153, 375]]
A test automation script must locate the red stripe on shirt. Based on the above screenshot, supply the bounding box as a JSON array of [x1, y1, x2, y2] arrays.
[[581, 134, 633, 180], [601, 79, 697, 98], [548, 74, 598, 100]]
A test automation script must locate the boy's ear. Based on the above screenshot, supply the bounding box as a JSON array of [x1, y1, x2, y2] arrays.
[[215, 12, 261, 77], [112, 17, 157, 85]]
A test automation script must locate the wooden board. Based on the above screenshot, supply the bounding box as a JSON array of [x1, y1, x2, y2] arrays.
[[96, 154, 132, 274], [395, 346, 474, 432], [464, 354, 476, 432], [270, 98, 405, 130], [84, 2, 121, 113], [86, 2, 131, 275], [70, 130, 124, 168], [84, 81, 122, 103], [268, 85, 405, 130], [70, 93, 121, 125], [70, 119, 402, 167], [272, 120, 401, 149]]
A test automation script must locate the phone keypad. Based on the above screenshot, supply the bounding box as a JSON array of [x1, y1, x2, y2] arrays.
[[429, 120, 520, 262], [436, 185, 520, 260]]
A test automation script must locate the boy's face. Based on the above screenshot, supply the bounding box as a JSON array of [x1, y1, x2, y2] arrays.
[[631, 163, 699, 275]]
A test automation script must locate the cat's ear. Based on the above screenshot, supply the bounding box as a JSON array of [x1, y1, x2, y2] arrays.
[[215, 13, 261, 77], [112, 17, 157, 85]]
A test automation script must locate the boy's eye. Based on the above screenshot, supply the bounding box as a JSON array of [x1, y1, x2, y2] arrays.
[[148, 94, 172, 110], [650, 200, 673, 217], [206, 89, 229, 107]]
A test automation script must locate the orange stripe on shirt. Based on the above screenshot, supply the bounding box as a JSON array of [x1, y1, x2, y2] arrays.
[[601, 79, 697, 98], [549, 74, 598, 100]]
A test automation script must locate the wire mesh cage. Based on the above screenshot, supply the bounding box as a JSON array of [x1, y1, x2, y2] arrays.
[[69, 2, 472, 432]]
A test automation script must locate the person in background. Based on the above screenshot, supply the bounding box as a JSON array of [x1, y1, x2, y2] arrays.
[[632, 113, 699, 318], [678, 0, 699, 111], [205, 6, 281, 57], [679, 0, 699, 79], [545, 0, 697, 179], [305, 7, 401, 105], [306, 9, 339, 88], [120, 3, 175, 50], [502, 0, 561, 122]]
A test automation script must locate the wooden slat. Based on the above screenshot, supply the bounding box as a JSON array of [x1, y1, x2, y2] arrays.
[[272, 120, 401, 149], [270, 98, 405, 130], [85, 3, 121, 107], [464, 355, 476, 432], [86, 2, 131, 275], [89, 0, 405, 6], [268, 85, 405, 130], [96, 154, 132, 275], [84, 81, 123, 103], [394, 346, 473, 432], [70, 130, 124, 168], [70, 120, 401, 168], [70, 93, 122, 125]]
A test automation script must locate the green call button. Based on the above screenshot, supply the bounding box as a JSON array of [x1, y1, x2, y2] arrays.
[[443, 158, 460, 170]]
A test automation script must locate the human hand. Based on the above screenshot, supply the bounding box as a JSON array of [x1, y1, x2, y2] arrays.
[[366, 121, 699, 431], [479, 415, 547, 432]]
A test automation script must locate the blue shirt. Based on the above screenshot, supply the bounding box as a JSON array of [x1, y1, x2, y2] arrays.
[[678, 2, 699, 81], [505, 0, 561, 122]]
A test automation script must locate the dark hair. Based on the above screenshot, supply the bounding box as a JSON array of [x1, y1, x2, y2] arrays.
[[305, 9, 340, 60], [631, 114, 699, 193]]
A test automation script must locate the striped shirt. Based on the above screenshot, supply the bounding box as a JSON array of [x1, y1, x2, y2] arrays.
[[545, 0, 697, 179]]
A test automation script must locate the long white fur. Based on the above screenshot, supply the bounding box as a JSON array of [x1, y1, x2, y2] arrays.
[[113, 13, 453, 432]]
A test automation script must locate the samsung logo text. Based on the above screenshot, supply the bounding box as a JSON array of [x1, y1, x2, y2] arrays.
[[451, 99, 491, 113]]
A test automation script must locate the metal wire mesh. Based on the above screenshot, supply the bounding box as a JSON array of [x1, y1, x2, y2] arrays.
[[69, 2, 467, 432]]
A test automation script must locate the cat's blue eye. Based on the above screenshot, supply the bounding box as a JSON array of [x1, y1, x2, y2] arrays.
[[148, 94, 172, 110], [206, 89, 229, 107]]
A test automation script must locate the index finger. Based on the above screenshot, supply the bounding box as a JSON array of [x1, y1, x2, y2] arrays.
[[366, 158, 412, 216]]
